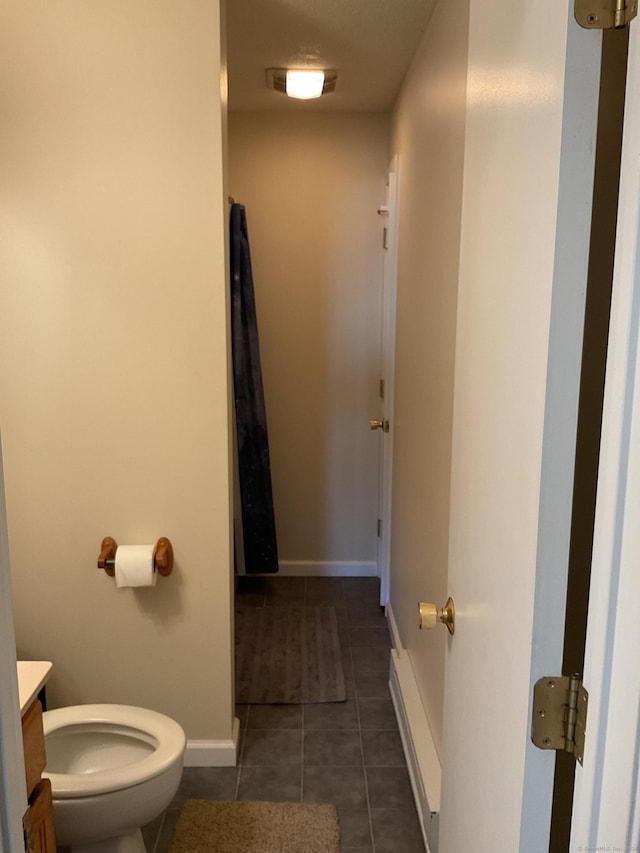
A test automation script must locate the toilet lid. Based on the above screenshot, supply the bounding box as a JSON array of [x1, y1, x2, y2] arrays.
[[42, 704, 186, 797]]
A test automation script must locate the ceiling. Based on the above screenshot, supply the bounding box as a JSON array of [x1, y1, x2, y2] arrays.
[[226, 0, 435, 112]]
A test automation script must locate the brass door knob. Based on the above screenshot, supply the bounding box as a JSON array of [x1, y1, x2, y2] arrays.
[[419, 597, 455, 635], [370, 419, 389, 432]]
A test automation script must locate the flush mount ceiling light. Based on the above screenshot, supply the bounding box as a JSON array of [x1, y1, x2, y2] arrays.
[[266, 68, 337, 100], [286, 69, 325, 99]]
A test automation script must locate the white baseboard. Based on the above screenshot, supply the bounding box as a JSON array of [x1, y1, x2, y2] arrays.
[[387, 604, 441, 853], [277, 561, 378, 577], [184, 716, 240, 767]]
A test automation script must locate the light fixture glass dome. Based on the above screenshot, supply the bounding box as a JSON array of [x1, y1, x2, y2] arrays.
[[285, 69, 325, 100]]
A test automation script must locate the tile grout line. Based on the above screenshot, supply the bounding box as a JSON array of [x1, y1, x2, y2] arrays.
[[301, 577, 306, 805], [303, 577, 311, 806], [233, 704, 250, 801], [233, 763, 242, 802], [151, 811, 165, 853], [350, 626, 376, 851], [300, 703, 305, 803]]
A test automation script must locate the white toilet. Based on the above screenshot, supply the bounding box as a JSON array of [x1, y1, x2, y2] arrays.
[[43, 704, 186, 853]]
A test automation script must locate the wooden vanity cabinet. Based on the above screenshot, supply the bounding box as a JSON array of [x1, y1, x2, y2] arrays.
[[21, 700, 56, 853]]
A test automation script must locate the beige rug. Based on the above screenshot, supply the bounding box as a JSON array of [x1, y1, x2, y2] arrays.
[[169, 800, 340, 853], [235, 606, 346, 704]]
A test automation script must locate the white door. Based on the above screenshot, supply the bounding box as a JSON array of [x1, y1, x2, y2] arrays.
[[438, 3, 603, 850], [0, 436, 28, 853], [571, 21, 640, 844], [377, 157, 399, 606]]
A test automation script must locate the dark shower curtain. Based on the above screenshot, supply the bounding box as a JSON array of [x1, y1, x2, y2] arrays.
[[229, 203, 279, 574]]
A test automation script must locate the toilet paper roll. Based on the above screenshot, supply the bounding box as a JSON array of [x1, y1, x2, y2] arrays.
[[115, 545, 157, 588]]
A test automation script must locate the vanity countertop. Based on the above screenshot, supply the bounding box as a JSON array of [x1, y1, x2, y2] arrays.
[[17, 660, 53, 717]]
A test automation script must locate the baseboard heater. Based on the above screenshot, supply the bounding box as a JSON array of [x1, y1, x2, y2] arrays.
[[387, 606, 441, 853]]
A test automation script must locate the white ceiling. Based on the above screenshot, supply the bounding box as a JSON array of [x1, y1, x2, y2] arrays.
[[226, 0, 435, 112]]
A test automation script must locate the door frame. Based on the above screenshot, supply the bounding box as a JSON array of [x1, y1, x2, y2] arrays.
[[377, 155, 400, 606], [571, 18, 640, 842], [0, 435, 28, 853]]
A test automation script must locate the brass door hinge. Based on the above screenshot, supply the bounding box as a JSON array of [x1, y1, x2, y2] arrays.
[[23, 805, 34, 853], [576, 0, 638, 28], [531, 674, 588, 765]]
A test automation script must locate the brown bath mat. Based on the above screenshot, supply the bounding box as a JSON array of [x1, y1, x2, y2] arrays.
[[235, 605, 346, 704], [169, 800, 340, 853]]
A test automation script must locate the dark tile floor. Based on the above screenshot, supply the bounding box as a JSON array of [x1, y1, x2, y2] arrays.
[[143, 576, 425, 853]]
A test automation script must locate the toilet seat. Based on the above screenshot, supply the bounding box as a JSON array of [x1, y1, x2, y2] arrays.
[[43, 704, 186, 798]]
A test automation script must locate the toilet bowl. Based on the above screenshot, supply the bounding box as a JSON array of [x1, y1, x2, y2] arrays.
[[43, 704, 186, 853]]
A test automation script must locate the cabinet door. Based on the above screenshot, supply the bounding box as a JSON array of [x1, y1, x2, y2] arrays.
[[29, 779, 57, 853], [22, 700, 46, 796]]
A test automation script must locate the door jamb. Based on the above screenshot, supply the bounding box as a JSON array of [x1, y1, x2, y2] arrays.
[[378, 155, 400, 606], [549, 26, 630, 849], [0, 436, 28, 853]]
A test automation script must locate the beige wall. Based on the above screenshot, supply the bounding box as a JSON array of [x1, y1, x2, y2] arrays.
[[389, 0, 469, 754], [0, 1, 234, 743], [228, 113, 388, 568]]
